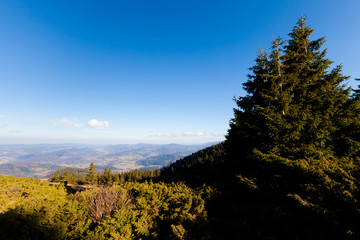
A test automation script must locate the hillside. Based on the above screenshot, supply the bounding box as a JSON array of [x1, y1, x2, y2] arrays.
[[159, 143, 226, 187], [153, 144, 360, 239]]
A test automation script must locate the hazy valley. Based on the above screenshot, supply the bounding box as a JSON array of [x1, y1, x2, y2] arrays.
[[0, 143, 217, 178]]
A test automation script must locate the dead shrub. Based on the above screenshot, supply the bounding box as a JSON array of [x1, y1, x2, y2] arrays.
[[75, 186, 132, 222]]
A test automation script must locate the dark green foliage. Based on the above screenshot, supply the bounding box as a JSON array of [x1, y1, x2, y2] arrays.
[[110, 143, 225, 188], [334, 78, 360, 157], [98, 168, 114, 186], [77, 173, 86, 185], [69, 170, 77, 184], [159, 143, 226, 187], [51, 169, 61, 182], [224, 16, 360, 239], [228, 17, 356, 160], [50, 168, 88, 184], [62, 168, 70, 183], [114, 168, 161, 183], [354, 78, 360, 97], [124, 182, 208, 240], [86, 162, 98, 185]]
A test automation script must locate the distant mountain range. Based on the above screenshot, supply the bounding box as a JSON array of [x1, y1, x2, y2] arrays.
[[0, 143, 218, 178]]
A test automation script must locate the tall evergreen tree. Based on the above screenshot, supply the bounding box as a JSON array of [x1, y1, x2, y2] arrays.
[[86, 162, 98, 185], [69, 170, 77, 184], [77, 173, 85, 185], [225, 16, 360, 238], [62, 168, 70, 183], [105, 168, 113, 186], [51, 169, 61, 182], [227, 16, 354, 160], [354, 78, 360, 98]]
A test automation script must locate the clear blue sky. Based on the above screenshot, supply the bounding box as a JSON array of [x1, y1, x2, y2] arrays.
[[0, 0, 359, 144]]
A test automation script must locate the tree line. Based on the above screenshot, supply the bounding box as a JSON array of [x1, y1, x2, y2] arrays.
[[51, 162, 161, 186]]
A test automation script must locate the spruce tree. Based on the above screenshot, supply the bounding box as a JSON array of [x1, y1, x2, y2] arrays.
[[62, 168, 70, 183], [354, 78, 360, 98], [51, 169, 61, 182], [86, 162, 98, 185], [70, 170, 77, 184], [77, 173, 85, 185], [105, 168, 113, 186], [227, 16, 354, 160], [225, 16, 360, 238]]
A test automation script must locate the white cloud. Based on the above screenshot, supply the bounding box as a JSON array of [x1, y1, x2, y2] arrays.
[[51, 118, 109, 129], [88, 119, 109, 130], [52, 118, 82, 128], [0, 115, 4, 119], [155, 131, 221, 137]]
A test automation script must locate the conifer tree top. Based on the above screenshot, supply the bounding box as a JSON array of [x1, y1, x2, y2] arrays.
[[227, 16, 354, 159]]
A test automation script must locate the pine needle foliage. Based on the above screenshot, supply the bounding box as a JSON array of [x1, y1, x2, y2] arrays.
[[86, 162, 98, 185], [225, 16, 360, 239]]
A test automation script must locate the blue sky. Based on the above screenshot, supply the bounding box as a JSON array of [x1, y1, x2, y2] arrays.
[[0, 0, 359, 144]]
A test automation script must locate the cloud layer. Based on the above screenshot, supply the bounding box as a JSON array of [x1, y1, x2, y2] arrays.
[[52, 118, 83, 128], [52, 118, 109, 130], [88, 119, 109, 130]]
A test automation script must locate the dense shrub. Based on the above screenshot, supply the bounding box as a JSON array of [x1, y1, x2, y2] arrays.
[[0, 175, 208, 240]]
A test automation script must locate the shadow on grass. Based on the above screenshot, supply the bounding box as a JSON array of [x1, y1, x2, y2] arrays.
[[0, 209, 64, 240]]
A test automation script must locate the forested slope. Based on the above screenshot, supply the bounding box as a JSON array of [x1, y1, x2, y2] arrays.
[[159, 143, 226, 187], [158, 16, 360, 239]]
